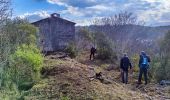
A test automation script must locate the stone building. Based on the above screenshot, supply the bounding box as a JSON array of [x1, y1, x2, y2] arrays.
[[32, 13, 76, 52]]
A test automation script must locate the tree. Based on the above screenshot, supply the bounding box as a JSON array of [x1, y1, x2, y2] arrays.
[[91, 11, 145, 58], [76, 27, 116, 61], [0, 0, 11, 68], [94, 11, 137, 26], [0, 0, 43, 99], [76, 28, 93, 51], [0, 0, 11, 25], [0, 18, 43, 94], [155, 31, 170, 81], [94, 32, 116, 61]]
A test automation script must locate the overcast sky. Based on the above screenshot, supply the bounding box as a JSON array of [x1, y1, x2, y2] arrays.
[[12, 0, 170, 26]]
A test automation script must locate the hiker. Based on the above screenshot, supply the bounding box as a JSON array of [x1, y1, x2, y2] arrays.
[[120, 53, 132, 84], [138, 51, 151, 85], [90, 46, 96, 60]]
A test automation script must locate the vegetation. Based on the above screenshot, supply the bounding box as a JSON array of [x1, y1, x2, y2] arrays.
[[0, 19, 44, 99], [76, 28, 94, 51], [65, 42, 78, 58], [94, 32, 117, 61], [131, 54, 140, 72], [9, 44, 43, 90], [77, 28, 117, 61], [152, 31, 170, 81]]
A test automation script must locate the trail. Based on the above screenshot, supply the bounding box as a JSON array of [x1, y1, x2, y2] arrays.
[[78, 52, 170, 100], [25, 52, 170, 100]]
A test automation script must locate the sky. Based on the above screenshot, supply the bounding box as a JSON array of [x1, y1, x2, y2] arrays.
[[12, 0, 170, 26]]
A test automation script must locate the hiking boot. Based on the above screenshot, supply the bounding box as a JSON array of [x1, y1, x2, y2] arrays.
[[137, 81, 142, 85]]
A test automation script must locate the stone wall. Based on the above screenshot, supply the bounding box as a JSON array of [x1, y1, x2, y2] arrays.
[[33, 17, 75, 52]]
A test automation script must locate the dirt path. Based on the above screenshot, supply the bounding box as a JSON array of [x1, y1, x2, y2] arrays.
[[77, 53, 170, 100]]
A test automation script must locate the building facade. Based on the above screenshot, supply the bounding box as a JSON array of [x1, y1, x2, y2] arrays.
[[32, 13, 76, 52]]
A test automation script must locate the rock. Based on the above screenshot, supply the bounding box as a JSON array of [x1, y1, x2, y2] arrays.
[[88, 66, 95, 78], [95, 72, 112, 84], [102, 78, 112, 84], [160, 80, 170, 85]]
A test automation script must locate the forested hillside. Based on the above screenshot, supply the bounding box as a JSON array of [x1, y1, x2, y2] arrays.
[[76, 23, 170, 56]]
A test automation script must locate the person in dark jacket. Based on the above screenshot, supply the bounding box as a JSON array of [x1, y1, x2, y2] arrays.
[[120, 53, 132, 84], [90, 46, 96, 60], [138, 51, 151, 85]]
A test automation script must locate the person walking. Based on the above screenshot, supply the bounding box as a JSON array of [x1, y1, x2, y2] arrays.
[[90, 46, 96, 60], [120, 53, 132, 84], [138, 51, 151, 85]]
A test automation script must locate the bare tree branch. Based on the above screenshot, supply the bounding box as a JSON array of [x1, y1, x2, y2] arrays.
[[91, 11, 145, 58], [0, 0, 11, 25]]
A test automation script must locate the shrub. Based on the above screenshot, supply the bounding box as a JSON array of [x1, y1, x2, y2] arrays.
[[13, 44, 43, 72], [94, 32, 117, 61], [155, 66, 165, 82], [0, 18, 43, 98], [154, 59, 170, 82], [153, 31, 170, 82], [65, 42, 78, 58], [8, 44, 43, 90], [60, 96, 70, 100], [97, 46, 117, 60]]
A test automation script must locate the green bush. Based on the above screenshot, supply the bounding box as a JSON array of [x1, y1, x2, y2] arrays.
[[97, 47, 116, 60], [155, 66, 165, 82], [154, 59, 170, 82], [18, 82, 34, 91], [94, 32, 117, 61], [153, 31, 170, 82], [12, 44, 43, 72], [65, 42, 77, 58], [8, 44, 43, 90], [0, 18, 43, 99], [60, 96, 70, 100]]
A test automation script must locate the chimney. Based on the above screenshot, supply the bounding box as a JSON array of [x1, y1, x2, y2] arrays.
[[51, 13, 60, 18]]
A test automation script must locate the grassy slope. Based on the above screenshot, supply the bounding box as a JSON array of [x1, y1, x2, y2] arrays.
[[24, 52, 170, 100]]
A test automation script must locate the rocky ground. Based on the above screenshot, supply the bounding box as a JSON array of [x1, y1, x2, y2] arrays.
[[24, 52, 170, 100]]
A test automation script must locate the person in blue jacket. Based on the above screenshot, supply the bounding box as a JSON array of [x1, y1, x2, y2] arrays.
[[138, 51, 151, 85]]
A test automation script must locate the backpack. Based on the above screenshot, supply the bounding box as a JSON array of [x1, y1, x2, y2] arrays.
[[142, 56, 148, 65]]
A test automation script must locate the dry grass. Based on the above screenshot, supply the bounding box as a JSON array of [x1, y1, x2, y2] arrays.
[[24, 52, 170, 100]]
